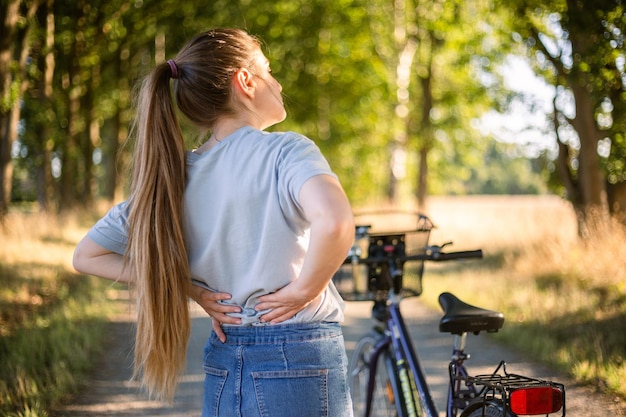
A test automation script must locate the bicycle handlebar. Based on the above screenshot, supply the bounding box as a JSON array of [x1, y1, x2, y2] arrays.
[[344, 248, 483, 265], [405, 249, 483, 262], [336, 222, 482, 301]]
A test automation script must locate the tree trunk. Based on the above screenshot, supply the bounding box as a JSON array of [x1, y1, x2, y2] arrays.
[[416, 146, 428, 209], [569, 82, 609, 235], [570, 84, 608, 207], [61, 91, 82, 208], [415, 43, 434, 211], [0, 1, 21, 219], [59, 2, 85, 210], [564, 0, 610, 235], [0, 1, 41, 219], [35, 0, 56, 212], [386, 1, 417, 204]]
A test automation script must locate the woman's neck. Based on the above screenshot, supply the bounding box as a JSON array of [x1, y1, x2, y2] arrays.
[[194, 119, 253, 154]]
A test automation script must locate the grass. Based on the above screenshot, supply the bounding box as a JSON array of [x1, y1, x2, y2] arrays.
[[0, 206, 124, 417], [1, 195, 625, 415]]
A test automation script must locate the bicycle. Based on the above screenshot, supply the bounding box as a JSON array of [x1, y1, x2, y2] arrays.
[[333, 214, 565, 417]]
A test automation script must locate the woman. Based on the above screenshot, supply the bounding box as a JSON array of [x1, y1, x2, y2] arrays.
[[73, 28, 354, 416]]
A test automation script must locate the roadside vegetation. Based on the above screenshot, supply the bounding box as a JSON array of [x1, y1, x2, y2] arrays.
[[0, 206, 123, 417], [1, 195, 624, 415]]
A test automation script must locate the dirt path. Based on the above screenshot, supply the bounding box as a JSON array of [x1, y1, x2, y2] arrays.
[[56, 298, 625, 416]]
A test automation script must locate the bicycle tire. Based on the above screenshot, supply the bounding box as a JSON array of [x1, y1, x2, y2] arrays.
[[460, 400, 513, 417], [348, 332, 399, 417]]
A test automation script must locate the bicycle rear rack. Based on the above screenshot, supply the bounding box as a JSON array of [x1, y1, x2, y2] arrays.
[[461, 361, 566, 416]]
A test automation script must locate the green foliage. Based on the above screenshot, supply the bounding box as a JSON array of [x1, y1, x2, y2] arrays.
[[10, 0, 621, 212]]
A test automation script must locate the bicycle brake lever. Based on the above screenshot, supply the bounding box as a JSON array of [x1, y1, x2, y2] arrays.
[[426, 242, 452, 259]]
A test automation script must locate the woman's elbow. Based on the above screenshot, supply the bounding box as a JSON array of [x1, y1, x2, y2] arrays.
[[72, 242, 88, 274], [326, 211, 355, 251], [72, 235, 100, 274]]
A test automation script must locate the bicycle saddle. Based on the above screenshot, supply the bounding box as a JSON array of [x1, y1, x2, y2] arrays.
[[438, 292, 504, 335]]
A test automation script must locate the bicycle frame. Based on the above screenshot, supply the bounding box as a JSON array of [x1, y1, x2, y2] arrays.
[[360, 296, 569, 417], [389, 301, 440, 417], [343, 219, 565, 417], [447, 333, 480, 416], [354, 228, 478, 417], [362, 299, 439, 417]]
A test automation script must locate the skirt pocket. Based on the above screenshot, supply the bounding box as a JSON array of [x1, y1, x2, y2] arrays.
[[202, 366, 228, 417], [252, 369, 328, 417]]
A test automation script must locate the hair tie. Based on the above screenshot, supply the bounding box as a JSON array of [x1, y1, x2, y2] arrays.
[[167, 59, 179, 79]]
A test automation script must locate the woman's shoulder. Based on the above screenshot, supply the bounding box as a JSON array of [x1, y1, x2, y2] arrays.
[[260, 131, 321, 156], [262, 130, 312, 144]]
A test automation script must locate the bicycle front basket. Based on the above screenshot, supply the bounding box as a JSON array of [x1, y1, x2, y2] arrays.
[[368, 226, 432, 298], [333, 214, 434, 301]]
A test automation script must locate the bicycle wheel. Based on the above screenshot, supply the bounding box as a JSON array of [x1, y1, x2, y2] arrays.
[[348, 332, 398, 417], [460, 400, 513, 417]]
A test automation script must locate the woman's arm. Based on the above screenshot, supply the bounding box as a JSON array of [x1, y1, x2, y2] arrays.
[[255, 174, 354, 323], [73, 235, 131, 282]]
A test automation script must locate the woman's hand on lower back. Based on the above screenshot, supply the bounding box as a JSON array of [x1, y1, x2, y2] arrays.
[[255, 280, 321, 324], [188, 284, 241, 342]]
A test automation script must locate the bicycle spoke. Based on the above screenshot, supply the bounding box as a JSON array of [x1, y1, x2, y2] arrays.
[[349, 334, 398, 417]]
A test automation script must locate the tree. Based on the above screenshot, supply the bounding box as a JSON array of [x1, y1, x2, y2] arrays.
[[506, 0, 626, 234], [355, 0, 516, 207], [7, 0, 615, 221], [409, 0, 512, 207], [16, 0, 168, 211], [0, 0, 42, 218]]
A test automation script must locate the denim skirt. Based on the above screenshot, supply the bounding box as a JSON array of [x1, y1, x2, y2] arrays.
[[201, 322, 353, 417]]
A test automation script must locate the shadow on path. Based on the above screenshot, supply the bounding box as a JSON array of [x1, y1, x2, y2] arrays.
[[56, 306, 207, 417], [56, 299, 625, 416]]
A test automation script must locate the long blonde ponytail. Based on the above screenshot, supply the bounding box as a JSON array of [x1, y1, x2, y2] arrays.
[[126, 63, 190, 402]]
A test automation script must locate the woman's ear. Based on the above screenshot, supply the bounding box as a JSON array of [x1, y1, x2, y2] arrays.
[[233, 68, 256, 99]]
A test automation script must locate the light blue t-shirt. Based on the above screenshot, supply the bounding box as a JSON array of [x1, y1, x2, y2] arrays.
[[88, 126, 345, 326]]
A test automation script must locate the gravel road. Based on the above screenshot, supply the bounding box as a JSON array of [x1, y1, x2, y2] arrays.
[[56, 298, 625, 416]]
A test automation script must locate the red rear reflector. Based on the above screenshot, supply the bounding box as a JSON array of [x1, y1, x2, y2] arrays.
[[510, 386, 563, 415]]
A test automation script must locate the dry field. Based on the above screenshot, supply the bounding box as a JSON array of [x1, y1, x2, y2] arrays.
[[354, 195, 579, 250]]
